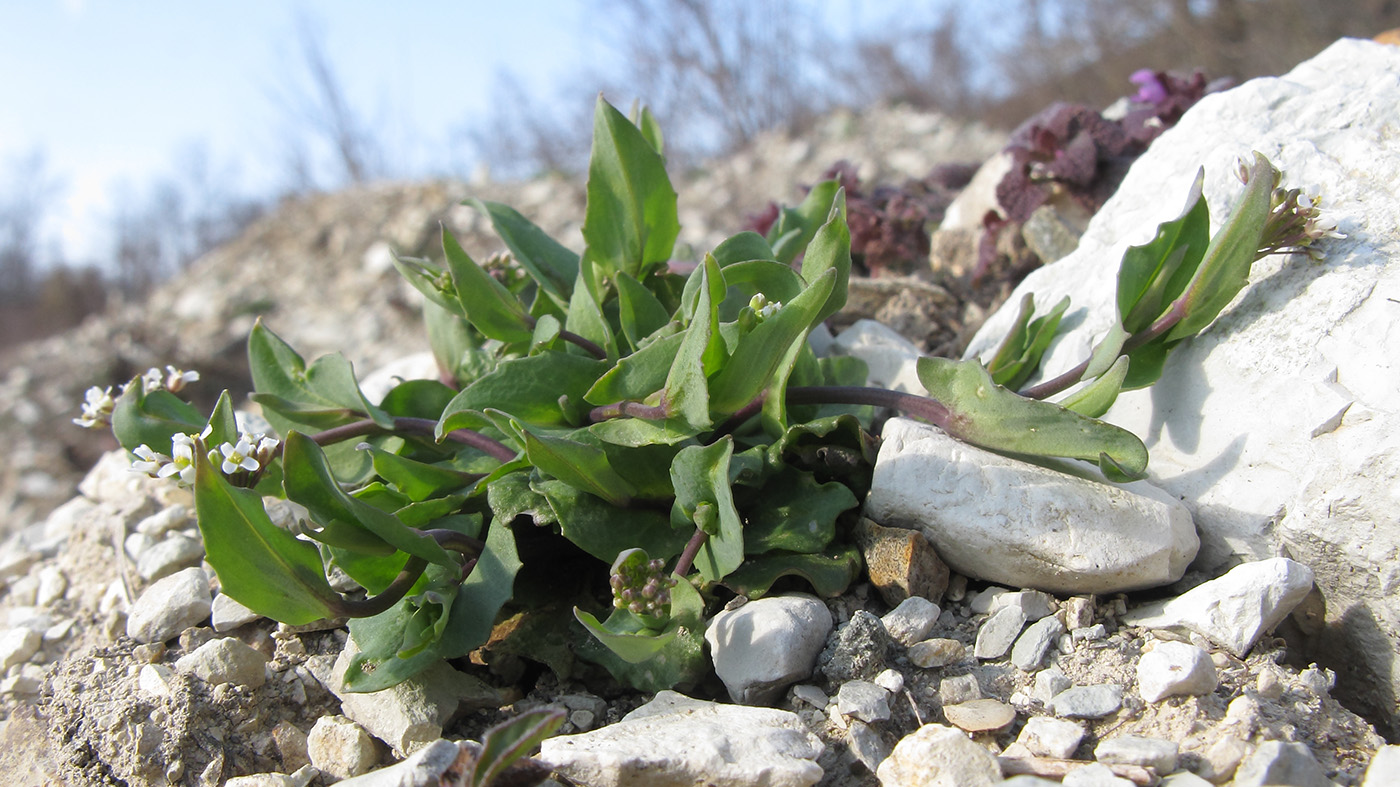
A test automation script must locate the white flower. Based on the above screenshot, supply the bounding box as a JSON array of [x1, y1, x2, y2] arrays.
[[130, 444, 166, 476], [163, 366, 199, 393], [73, 386, 115, 429], [159, 433, 198, 486], [141, 367, 164, 393], [218, 437, 260, 475], [758, 300, 783, 320]]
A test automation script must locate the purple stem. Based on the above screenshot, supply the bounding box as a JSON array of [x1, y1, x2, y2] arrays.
[[310, 417, 516, 464], [672, 527, 709, 579], [1018, 298, 1187, 400]]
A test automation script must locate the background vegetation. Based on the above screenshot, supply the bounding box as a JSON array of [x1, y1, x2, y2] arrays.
[[2, 0, 1395, 350]]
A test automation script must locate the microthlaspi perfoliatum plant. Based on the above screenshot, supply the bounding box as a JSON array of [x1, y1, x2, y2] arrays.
[[81, 95, 1340, 699]]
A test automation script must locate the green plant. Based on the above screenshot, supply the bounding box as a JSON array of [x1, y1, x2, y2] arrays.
[[82, 96, 1339, 698]]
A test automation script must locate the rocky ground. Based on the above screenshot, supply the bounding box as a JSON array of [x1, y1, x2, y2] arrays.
[[4, 42, 1400, 787]]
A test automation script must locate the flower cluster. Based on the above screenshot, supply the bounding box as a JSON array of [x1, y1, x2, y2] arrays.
[[1239, 158, 1346, 260], [609, 551, 677, 619], [141, 365, 200, 394], [72, 386, 116, 429], [131, 427, 280, 488]]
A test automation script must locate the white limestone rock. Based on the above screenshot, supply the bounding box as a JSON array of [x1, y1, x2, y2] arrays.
[[175, 636, 269, 689], [0, 628, 42, 670], [829, 319, 924, 393], [866, 418, 1197, 594], [1136, 640, 1218, 702], [1122, 558, 1314, 657], [540, 691, 824, 787], [308, 715, 379, 780], [125, 567, 212, 644], [875, 723, 1001, 787], [880, 596, 941, 647], [706, 593, 833, 705], [1015, 716, 1085, 759], [334, 739, 464, 787], [959, 39, 1400, 727]]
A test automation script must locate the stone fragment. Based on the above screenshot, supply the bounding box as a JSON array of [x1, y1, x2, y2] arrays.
[[1364, 745, 1400, 787], [175, 636, 268, 688], [1231, 741, 1332, 787], [308, 715, 379, 780], [829, 319, 923, 393], [317, 643, 503, 756], [1064, 596, 1096, 629], [1050, 685, 1123, 719], [224, 775, 295, 787], [854, 518, 950, 607], [837, 680, 891, 723], [942, 699, 1015, 733], [272, 721, 310, 772], [1015, 716, 1085, 759], [334, 739, 464, 787], [1095, 735, 1179, 774], [1197, 734, 1248, 783], [1062, 762, 1135, 786], [868, 419, 1198, 594], [1072, 624, 1107, 643], [135, 505, 192, 537], [873, 668, 904, 694], [136, 534, 205, 581], [1159, 774, 1213, 787], [1123, 558, 1314, 657], [818, 610, 890, 683], [791, 684, 828, 709], [875, 723, 1001, 787], [989, 590, 1057, 621], [211, 593, 262, 632], [962, 38, 1400, 735], [847, 720, 891, 774], [540, 691, 823, 787], [706, 593, 832, 705], [975, 604, 1026, 659], [126, 567, 212, 644], [137, 663, 177, 698], [1011, 615, 1065, 671], [938, 674, 980, 706], [909, 638, 965, 669], [34, 566, 68, 606], [880, 596, 941, 647], [1033, 666, 1072, 704], [968, 586, 1013, 614], [1136, 640, 1217, 702], [0, 628, 41, 670]]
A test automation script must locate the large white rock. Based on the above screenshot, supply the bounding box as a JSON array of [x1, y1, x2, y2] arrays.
[[705, 593, 833, 705], [961, 39, 1400, 733], [1123, 558, 1314, 657], [540, 690, 824, 787], [865, 418, 1197, 594], [875, 723, 1002, 787]]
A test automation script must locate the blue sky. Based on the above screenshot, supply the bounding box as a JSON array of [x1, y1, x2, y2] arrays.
[[0, 0, 929, 265], [0, 0, 604, 262]]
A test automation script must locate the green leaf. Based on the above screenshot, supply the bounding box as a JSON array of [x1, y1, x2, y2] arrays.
[[519, 425, 637, 508], [442, 227, 534, 343], [799, 189, 851, 327], [248, 320, 391, 433], [670, 438, 743, 582], [437, 353, 607, 435], [470, 707, 568, 787], [662, 256, 724, 431], [564, 251, 618, 359], [584, 330, 682, 405], [392, 254, 459, 316], [423, 296, 479, 386], [635, 104, 664, 156], [575, 571, 706, 692], [572, 607, 678, 663], [986, 294, 1071, 390], [1082, 321, 1131, 382], [1165, 152, 1276, 342], [581, 95, 679, 280], [361, 445, 479, 502], [721, 544, 862, 599], [708, 268, 835, 415], [282, 432, 458, 569], [193, 446, 340, 624], [768, 179, 841, 264], [537, 480, 689, 563], [203, 390, 241, 448], [917, 356, 1148, 480], [378, 379, 458, 421], [436, 515, 523, 657], [110, 378, 206, 454], [742, 468, 857, 555], [713, 259, 806, 306], [615, 270, 671, 351], [1117, 168, 1210, 333], [710, 231, 778, 267], [341, 563, 460, 691], [468, 199, 579, 305], [1057, 355, 1130, 418]]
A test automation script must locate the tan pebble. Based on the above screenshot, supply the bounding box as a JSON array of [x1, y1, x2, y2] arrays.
[[944, 698, 1016, 732], [910, 638, 966, 669]]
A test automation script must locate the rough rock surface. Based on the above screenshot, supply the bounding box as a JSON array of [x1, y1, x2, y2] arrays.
[[866, 418, 1199, 593], [963, 38, 1400, 735]]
